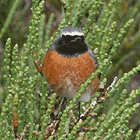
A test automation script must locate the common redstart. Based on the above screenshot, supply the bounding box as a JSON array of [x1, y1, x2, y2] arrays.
[[37, 27, 100, 102]]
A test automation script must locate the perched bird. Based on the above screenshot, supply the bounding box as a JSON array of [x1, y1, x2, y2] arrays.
[[37, 27, 100, 102]]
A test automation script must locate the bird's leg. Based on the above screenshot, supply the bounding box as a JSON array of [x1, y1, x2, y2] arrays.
[[78, 102, 81, 121]]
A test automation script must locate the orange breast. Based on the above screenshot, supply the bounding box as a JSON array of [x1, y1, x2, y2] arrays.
[[42, 50, 99, 101]]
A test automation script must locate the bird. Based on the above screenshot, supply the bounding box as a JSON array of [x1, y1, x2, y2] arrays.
[[36, 27, 100, 102]]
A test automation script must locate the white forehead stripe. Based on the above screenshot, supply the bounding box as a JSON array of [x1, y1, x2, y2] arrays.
[[62, 31, 84, 36]]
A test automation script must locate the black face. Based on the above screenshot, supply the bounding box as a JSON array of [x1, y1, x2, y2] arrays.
[[55, 34, 88, 57]]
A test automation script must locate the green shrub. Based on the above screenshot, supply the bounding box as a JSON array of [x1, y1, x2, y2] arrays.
[[0, 0, 140, 139]]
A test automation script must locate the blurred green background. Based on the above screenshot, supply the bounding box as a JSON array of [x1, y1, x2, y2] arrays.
[[0, 0, 140, 139]]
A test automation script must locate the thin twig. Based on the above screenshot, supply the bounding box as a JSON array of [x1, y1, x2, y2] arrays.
[[20, 125, 29, 140], [70, 110, 77, 124], [80, 99, 97, 121], [107, 76, 118, 91], [44, 120, 60, 139]]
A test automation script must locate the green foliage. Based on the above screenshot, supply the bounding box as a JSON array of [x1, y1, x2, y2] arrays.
[[0, 0, 140, 139]]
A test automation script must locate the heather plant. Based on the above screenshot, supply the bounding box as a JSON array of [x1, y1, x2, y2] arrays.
[[0, 0, 140, 139]]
